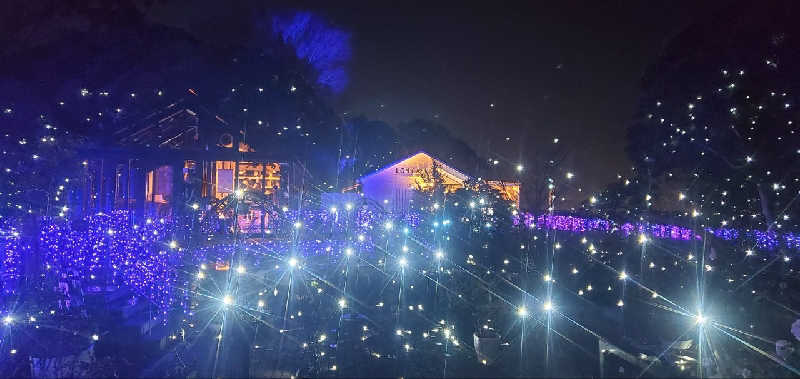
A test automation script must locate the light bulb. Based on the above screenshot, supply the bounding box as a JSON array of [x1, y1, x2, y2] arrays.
[[696, 314, 706, 325]]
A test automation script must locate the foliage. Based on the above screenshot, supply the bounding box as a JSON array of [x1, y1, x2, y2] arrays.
[[270, 11, 352, 94], [519, 138, 571, 212], [594, 1, 800, 231], [410, 181, 521, 328], [395, 119, 483, 173], [0, 109, 83, 221], [337, 115, 401, 186]]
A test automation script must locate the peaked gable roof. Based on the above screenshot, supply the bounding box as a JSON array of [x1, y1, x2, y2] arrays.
[[112, 90, 235, 150], [359, 151, 471, 182]]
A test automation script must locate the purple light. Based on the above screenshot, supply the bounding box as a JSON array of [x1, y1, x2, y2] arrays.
[[22, 205, 798, 317], [39, 211, 177, 314], [2, 226, 27, 294], [513, 212, 796, 252], [706, 227, 739, 240]]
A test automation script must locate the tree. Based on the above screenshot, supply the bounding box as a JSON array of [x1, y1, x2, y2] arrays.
[[517, 137, 572, 213], [336, 115, 400, 186], [395, 119, 483, 173], [583, 7, 800, 373], [267, 11, 352, 94], [620, 0, 800, 231]]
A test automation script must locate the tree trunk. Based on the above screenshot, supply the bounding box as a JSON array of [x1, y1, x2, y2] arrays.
[[756, 183, 774, 227]]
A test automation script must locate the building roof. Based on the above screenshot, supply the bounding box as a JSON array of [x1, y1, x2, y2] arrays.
[[112, 90, 231, 150], [114, 105, 199, 148], [358, 151, 471, 182]]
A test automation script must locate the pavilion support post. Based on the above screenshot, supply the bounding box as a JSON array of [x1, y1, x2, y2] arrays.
[[102, 158, 117, 213], [97, 159, 106, 212], [114, 163, 124, 210], [126, 159, 133, 210], [234, 160, 240, 193], [134, 166, 146, 225], [260, 162, 267, 235], [172, 160, 185, 219], [78, 161, 89, 216], [93, 160, 103, 212], [261, 162, 267, 193], [598, 338, 605, 378]]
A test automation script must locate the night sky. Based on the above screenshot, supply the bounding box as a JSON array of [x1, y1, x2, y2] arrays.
[[146, 1, 730, 193]]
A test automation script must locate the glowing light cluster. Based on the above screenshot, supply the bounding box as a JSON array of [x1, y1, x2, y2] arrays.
[[514, 212, 800, 252], [38, 211, 177, 314]]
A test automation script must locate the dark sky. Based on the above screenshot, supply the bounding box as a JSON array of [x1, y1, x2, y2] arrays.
[[146, 0, 730, 193]]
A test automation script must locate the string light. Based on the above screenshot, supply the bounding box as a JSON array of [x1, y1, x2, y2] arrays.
[[3, 80, 799, 377]]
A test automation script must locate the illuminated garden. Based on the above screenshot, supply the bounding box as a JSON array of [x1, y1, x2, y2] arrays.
[[2, 2, 800, 377]]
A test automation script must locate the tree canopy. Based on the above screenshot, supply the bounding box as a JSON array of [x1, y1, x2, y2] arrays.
[[594, 1, 800, 231]]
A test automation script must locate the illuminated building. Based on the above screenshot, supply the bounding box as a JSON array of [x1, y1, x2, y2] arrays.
[[355, 152, 520, 211], [76, 97, 287, 229]]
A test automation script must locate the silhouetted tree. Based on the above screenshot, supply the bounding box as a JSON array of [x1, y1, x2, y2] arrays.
[[395, 119, 482, 173], [337, 115, 400, 186], [597, 1, 800, 230]]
